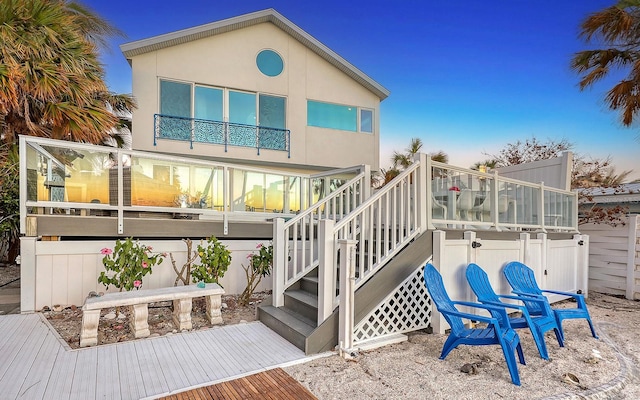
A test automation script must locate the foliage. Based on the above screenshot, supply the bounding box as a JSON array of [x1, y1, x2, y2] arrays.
[[484, 137, 633, 226], [0, 143, 19, 262], [238, 243, 274, 306], [571, 0, 640, 129], [170, 239, 198, 286], [373, 137, 448, 188], [191, 236, 231, 285], [98, 238, 165, 291], [0, 0, 136, 145]]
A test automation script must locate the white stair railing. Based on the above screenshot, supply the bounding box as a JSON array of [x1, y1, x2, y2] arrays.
[[272, 170, 369, 308]]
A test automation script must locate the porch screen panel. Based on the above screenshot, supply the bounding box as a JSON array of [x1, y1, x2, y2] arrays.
[[159, 80, 192, 141], [194, 86, 223, 144], [307, 100, 357, 132], [229, 91, 257, 147]]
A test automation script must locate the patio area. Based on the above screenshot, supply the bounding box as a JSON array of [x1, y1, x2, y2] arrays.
[[0, 313, 316, 399]]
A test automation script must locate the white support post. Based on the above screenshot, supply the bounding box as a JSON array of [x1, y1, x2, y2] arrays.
[[19, 237, 37, 313], [464, 231, 478, 265], [272, 218, 286, 307], [19, 136, 27, 235], [431, 230, 447, 334], [338, 238, 357, 359], [575, 234, 590, 297], [491, 170, 500, 230], [539, 181, 546, 232], [519, 233, 530, 264], [627, 215, 639, 300], [117, 150, 124, 234], [415, 153, 429, 232], [537, 232, 548, 287], [362, 164, 371, 203], [318, 219, 335, 322]]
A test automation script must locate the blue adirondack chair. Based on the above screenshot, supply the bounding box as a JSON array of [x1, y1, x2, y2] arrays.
[[465, 263, 563, 360], [503, 261, 598, 340], [423, 263, 525, 385]]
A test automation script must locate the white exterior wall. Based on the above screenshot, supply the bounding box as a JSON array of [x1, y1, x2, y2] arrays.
[[130, 22, 380, 171], [580, 215, 640, 300], [20, 239, 272, 312], [497, 152, 573, 191], [430, 231, 589, 334]]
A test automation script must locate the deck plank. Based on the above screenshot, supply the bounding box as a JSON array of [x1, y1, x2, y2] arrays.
[[0, 316, 310, 400], [116, 341, 147, 400], [149, 336, 191, 392], [17, 330, 59, 399], [42, 347, 77, 399], [0, 318, 48, 398], [134, 338, 171, 397], [69, 346, 98, 400], [96, 344, 121, 400]]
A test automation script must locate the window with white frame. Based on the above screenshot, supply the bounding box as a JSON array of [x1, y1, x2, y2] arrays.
[[306, 100, 374, 133]]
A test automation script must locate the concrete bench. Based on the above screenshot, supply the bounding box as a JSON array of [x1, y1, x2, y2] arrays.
[[80, 283, 224, 347]]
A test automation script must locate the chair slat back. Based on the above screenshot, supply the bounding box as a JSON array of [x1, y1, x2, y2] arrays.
[[466, 263, 505, 321], [424, 263, 465, 333], [503, 261, 543, 314]]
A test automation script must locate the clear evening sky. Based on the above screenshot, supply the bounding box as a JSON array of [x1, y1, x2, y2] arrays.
[[83, 0, 639, 180]]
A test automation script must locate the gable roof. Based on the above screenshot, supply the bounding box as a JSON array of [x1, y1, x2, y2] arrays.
[[120, 8, 390, 100]]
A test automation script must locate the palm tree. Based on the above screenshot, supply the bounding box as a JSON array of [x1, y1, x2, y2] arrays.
[[571, 1, 640, 127], [0, 0, 136, 144]]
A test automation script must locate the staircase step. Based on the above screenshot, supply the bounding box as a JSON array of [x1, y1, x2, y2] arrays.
[[284, 290, 318, 323], [300, 276, 318, 296], [257, 305, 315, 352]]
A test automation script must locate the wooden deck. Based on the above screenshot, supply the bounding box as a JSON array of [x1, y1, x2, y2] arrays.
[[0, 314, 313, 399], [159, 368, 317, 400]]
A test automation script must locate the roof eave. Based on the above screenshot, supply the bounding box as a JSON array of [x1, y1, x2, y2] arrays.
[[120, 8, 390, 100]]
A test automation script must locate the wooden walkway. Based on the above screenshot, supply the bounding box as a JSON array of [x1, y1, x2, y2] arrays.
[[159, 368, 316, 399], [0, 314, 312, 400]]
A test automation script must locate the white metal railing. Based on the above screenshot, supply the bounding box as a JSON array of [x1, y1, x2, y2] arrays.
[[18, 136, 362, 235]]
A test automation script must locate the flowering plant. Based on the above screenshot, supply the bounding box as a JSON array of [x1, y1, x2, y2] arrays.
[[238, 243, 274, 306], [98, 238, 165, 291], [191, 236, 231, 285]]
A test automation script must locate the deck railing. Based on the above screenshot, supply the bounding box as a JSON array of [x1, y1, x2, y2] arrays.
[[154, 114, 290, 157], [18, 136, 360, 235]]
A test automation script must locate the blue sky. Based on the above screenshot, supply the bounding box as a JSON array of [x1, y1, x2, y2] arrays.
[[83, 0, 639, 180]]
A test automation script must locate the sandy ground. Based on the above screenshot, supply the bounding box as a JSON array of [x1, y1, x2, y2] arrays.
[[286, 292, 640, 399]]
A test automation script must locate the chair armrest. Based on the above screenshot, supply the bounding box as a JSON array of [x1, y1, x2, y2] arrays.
[[511, 290, 542, 298], [540, 289, 587, 307], [483, 299, 527, 313], [440, 309, 497, 325], [451, 301, 513, 329]]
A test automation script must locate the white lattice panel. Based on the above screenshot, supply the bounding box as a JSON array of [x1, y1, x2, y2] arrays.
[[353, 263, 432, 344]]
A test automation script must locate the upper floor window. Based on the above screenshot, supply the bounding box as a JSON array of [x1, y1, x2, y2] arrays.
[[307, 100, 373, 133], [159, 79, 286, 129], [256, 49, 284, 77]]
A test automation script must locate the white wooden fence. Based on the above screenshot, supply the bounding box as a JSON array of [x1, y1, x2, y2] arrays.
[[428, 230, 590, 334], [580, 215, 640, 300], [19, 238, 273, 312]]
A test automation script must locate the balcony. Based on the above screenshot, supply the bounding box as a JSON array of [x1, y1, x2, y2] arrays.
[[154, 114, 290, 157]]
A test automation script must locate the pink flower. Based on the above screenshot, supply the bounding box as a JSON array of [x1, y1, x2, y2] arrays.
[[256, 243, 263, 249], [142, 262, 149, 268], [247, 254, 253, 259], [147, 246, 153, 251], [100, 248, 113, 255], [161, 253, 168, 257], [133, 280, 142, 288]]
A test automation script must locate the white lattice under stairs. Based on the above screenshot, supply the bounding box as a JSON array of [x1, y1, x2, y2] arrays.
[[353, 262, 432, 348]]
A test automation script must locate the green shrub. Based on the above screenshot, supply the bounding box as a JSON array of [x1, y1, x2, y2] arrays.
[[191, 236, 231, 285], [98, 238, 165, 291]]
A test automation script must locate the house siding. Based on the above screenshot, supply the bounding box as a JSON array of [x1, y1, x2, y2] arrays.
[[130, 22, 380, 171]]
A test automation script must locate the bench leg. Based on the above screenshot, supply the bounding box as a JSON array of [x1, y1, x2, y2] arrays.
[[129, 304, 150, 338], [80, 309, 101, 347], [206, 294, 223, 325], [173, 298, 193, 331]]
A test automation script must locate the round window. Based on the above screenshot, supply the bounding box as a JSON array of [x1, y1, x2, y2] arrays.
[[256, 50, 284, 77]]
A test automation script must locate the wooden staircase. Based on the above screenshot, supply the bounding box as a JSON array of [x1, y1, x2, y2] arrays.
[[258, 228, 433, 355]]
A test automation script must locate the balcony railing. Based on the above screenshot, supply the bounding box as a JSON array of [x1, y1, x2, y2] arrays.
[[154, 114, 290, 157]]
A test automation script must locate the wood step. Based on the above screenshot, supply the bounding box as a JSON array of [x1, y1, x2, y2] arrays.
[[284, 289, 318, 323], [257, 305, 315, 352]]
